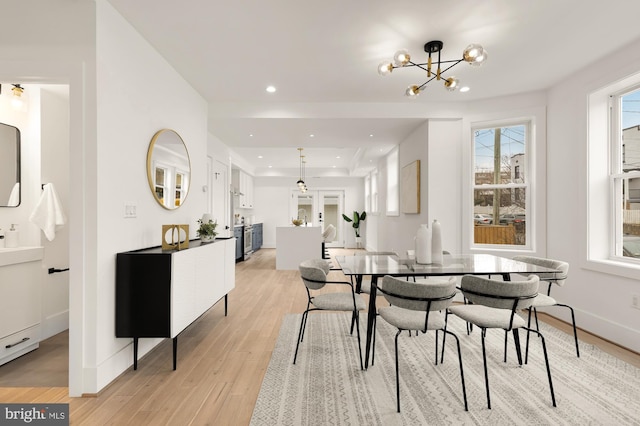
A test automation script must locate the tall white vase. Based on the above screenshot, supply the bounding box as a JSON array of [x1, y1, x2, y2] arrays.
[[415, 224, 432, 264], [432, 219, 443, 264]]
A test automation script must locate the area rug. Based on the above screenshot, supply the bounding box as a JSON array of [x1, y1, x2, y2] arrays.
[[250, 312, 640, 425]]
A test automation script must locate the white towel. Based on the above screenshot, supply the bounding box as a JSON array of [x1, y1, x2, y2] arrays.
[[29, 183, 67, 241], [7, 182, 19, 206]]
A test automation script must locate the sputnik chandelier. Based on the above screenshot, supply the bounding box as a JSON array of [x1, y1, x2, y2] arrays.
[[377, 40, 487, 97], [296, 147, 308, 193]]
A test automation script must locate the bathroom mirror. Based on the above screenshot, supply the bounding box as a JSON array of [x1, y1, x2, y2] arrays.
[[146, 129, 191, 210], [0, 122, 20, 207]]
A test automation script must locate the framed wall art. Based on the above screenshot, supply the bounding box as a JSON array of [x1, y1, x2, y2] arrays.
[[401, 160, 420, 214]]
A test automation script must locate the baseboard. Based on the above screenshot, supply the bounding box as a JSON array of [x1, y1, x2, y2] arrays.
[[92, 337, 164, 394], [41, 310, 69, 340], [536, 305, 640, 354]]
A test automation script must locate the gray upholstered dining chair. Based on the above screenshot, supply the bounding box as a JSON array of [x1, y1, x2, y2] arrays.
[[448, 274, 557, 409], [293, 259, 366, 369], [512, 256, 578, 362], [375, 275, 468, 413]]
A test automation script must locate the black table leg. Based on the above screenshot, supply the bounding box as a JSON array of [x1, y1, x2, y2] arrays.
[[364, 275, 378, 369], [133, 337, 138, 370], [173, 337, 178, 370], [224, 294, 228, 316]]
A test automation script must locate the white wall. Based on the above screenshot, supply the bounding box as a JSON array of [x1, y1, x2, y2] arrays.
[[369, 120, 463, 256], [92, 1, 209, 392], [546, 37, 640, 353], [40, 86, 71, 340]]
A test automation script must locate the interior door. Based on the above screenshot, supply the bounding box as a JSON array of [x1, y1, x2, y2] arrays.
[[290, 189, 344, 247], [318, 191, 344, 248], [211, 158, 230, 237]]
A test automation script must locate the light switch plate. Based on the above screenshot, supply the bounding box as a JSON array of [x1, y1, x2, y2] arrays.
[[124, 203, 137, 218]]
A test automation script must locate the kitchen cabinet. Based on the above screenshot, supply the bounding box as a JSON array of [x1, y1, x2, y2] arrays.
[[252, 223, 263, 252], [232, 169, 254, 209], [116, 238, 235, 370]]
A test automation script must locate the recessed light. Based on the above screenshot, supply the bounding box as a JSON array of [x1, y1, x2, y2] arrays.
[[309, 134, 315, 138], [369, 134, 374, 137], [266, 86, 276, 93], [459, 86, 470, 93], [249, 134, 254, 137], [336, 156, 341, 159], [268, 165, 272, 168], [257, 155, 263, 159], [332, 165, 337, 168]]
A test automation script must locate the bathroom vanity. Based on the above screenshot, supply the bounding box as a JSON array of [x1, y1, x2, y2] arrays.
[[0, 247, 44, 366]]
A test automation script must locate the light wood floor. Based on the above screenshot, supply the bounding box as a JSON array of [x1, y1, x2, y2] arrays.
[[0, 248, 638, 425]]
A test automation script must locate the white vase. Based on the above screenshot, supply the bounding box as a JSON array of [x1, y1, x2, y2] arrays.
[[415, 224, 432, 264], [431, 219, 443, 264]]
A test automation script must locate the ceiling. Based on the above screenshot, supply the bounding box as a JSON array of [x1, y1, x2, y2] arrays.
[[107, 0, 640, 177]]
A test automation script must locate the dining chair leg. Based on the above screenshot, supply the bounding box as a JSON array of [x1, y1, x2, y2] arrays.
[[443, 329, 468, 411], [441, 311, 449, 364], [435, 330, 439, 365], [355, 310, 364, 370], [513, 329, 523, 366], [293, 310, 308, 364], [394, 330, 402, 412], [503, 330, 508, 362], [372, 314, 377, 366], [525, 327, 557, 407], [481, 328, 491, 409], [556, 302, 580, 357]]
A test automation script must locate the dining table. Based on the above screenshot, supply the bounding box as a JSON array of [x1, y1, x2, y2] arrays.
[[334, 252, 561, 369]]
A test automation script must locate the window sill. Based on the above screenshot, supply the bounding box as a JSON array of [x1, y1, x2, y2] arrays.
[[583, 257, 640, 281]]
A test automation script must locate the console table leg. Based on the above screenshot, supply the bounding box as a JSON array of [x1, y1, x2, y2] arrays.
[[224, 294, 228, 316], [133, 337, 138, 371], [173, 337, 178, 370]]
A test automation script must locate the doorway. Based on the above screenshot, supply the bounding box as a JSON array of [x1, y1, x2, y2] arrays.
[[208, 157, 230, 236], [291, 190, 344, 248]]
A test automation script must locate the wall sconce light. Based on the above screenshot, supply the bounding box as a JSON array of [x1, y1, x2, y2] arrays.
[[11, 84, 25, 110]]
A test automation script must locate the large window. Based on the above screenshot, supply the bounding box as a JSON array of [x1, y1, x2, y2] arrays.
[[370, 170, 378, 214], [473, 123, 529, 247], [386, 148, 399, 216], [612, 88, 640, 261]]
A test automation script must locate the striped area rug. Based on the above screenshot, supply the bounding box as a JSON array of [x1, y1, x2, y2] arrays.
[[250, 312, 640, 425]]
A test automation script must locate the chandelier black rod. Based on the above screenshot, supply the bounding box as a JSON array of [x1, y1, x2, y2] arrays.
[[416, 59, 464, 91]]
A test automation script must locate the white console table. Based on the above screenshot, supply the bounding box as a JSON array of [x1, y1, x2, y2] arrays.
[[276, 226, 322, 270], [116, 237, 235, 370]]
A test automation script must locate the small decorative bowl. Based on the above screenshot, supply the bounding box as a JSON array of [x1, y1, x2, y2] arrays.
[[292, 219, 303, 226]]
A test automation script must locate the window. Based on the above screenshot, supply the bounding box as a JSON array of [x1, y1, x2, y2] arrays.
[[364, 174, 371, 213], [386, 148, 399, 216], [472, 123, 529, 247], [612, 87, 640, 261], [370, 170, 378, 214]]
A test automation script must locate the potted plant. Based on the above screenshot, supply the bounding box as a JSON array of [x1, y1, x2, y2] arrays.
[[342, 211, 366, 247], [197, 218, 218, 243]]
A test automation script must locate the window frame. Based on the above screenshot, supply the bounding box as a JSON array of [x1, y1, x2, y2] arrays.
[[386, 147, 399, 216], [586, 71, 640, 279], [470, 120, 533, 250]]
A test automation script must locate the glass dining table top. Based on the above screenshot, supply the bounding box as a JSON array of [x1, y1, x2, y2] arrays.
[[335, 253, 558, 278]]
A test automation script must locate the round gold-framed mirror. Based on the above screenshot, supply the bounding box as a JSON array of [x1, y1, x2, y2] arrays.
[[146, 129, 191, 210]]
